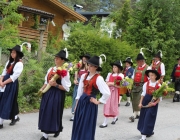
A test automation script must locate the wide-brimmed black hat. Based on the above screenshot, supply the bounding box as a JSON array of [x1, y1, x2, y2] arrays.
[[123, 57, 133, 66], [145, 70, 160, 80], [136, 53, 145, 61], [55, 48, 69, 61], [87, 55, 102, 71], [177, 57, 180, 60], [79, 53, 91, 59], [110, 60, 123, 71], [7, 45, 24, 58]]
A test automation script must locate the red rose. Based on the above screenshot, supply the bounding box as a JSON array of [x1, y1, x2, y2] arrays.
[[76, 63, 81, 69], [56, 70, 61, 76], [61, 70, 67, 77], [115, 76, 122, 85]]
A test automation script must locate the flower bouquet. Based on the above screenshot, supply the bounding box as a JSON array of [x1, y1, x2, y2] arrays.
[[37, 63, 73, 96], [142, 81, 174, 108], [118, 76, 133, 94]]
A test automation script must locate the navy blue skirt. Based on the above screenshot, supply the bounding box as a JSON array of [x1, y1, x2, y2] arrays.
[[38, 86, 65, 134], [71, 93, 98, 140], [137, 94, 158, 135], [0, 74, 19, 120]]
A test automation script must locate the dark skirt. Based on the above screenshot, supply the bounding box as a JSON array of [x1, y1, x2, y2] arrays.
[[0, 74, 19, 120], [173, 79, 180, 102], [137, 94, 158, 135], [71, 93, 98, 140], [38, 86, 65, 134]]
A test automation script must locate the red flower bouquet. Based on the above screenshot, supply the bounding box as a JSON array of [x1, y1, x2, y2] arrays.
[[114, 76, 122, 86]]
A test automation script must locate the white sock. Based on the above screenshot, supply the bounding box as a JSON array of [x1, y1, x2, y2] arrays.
[[0, 118, 4, 125], [137, 111, 140, 116], [141, 135, 146, 140], [15, 115, 18, 119], [71, 116, 74, 119], [113, 116, 118, 121], [119, 96, 122, 103], [127, 97, 130, 103], [133, 112, 137, 117], [102, 117, 108, 126], [43, 133, 48, 139]]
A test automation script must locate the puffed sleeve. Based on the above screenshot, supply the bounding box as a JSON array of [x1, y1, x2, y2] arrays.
[[1, 61, 9, 76], [96, 76, 111, 104], [119, 73, 124, 79], [105, 73, 111, 82], [76, 73, 86, 100], [10, 62, 23, 82], [44, 68, 52, 85], [131, 69, 135, 79], [161, 63, 165, 76], [141, 82, 147, 96], [61, 72, 71, 92]]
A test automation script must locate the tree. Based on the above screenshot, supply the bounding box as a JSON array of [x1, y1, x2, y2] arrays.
[[125, 0, 180, 79], [0, 0, 23, 50]]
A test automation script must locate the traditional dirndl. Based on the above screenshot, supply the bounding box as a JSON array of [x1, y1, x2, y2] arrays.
[[38, 86, 65, 134], [137, 94, 158, 135], [0, 74, 19, 120], [71, 78, 80, 113], [71, 93, 98, 140]]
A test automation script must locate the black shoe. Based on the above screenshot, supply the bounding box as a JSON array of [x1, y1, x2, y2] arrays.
[[99, 124, 108, 128], [9, 116, 20, 126], [129, 116, 135, 122], [147, 132, 154, 137], [125, 102, 130, 106], [118, 104, 120, 107], [40, 136, 48, 140], [111, 118, 118, 124], [54, 132, 60, 137], [135, 115, 140, 119], [0, 124, 3, 129]]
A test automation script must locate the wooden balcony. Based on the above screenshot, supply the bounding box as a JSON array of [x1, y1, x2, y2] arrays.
[[18, 26, 48, 48]]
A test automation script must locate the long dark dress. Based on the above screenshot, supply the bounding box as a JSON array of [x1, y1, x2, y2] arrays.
[[0, 74, 19, 120], [38, 69, 66, 134], [71, 74, 100, 140], [138, 82, 159, 135]]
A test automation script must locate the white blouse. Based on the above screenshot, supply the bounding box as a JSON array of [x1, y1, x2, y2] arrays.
[[141, 80, 161, 96], [150, 61, 165, 76], [105, 72, 124, 82], [1, 60, 23, 82], [76, 73, 111, 104], [44, 67, 71, 92]]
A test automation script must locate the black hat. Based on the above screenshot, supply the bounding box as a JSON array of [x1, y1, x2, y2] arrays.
[[55, 48, 69, 61], [123, 57, 133, 66], [87, 55, 106, 71], [154, 51, 162, 59], [7, 45, 24, 58], [145, 70, 160, 80], [136, 53, 145, 61], [177, 57, 180, 60], [79, 53, 91, 59], [110, 60, 123, 71]]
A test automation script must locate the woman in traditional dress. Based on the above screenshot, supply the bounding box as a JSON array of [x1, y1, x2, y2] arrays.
[[137, 70, 161, 140], [71, 55, 111, 140], [70, 53, 91, 121], [38, 48, 71, 140], [99, 60, 124, 128], [0, 45, 24, 129]]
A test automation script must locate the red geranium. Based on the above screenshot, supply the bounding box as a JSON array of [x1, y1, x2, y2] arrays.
[[115, 76, 122, 85], [76, 63, 81, 69], [61, 70, 67, 77], [56, 70, 67, 77], [56, 70, 61, 76]]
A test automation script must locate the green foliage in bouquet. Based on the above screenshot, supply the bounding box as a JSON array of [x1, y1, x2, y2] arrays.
[[152, 81, 175, 99], [120, 76, 134, 90]]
